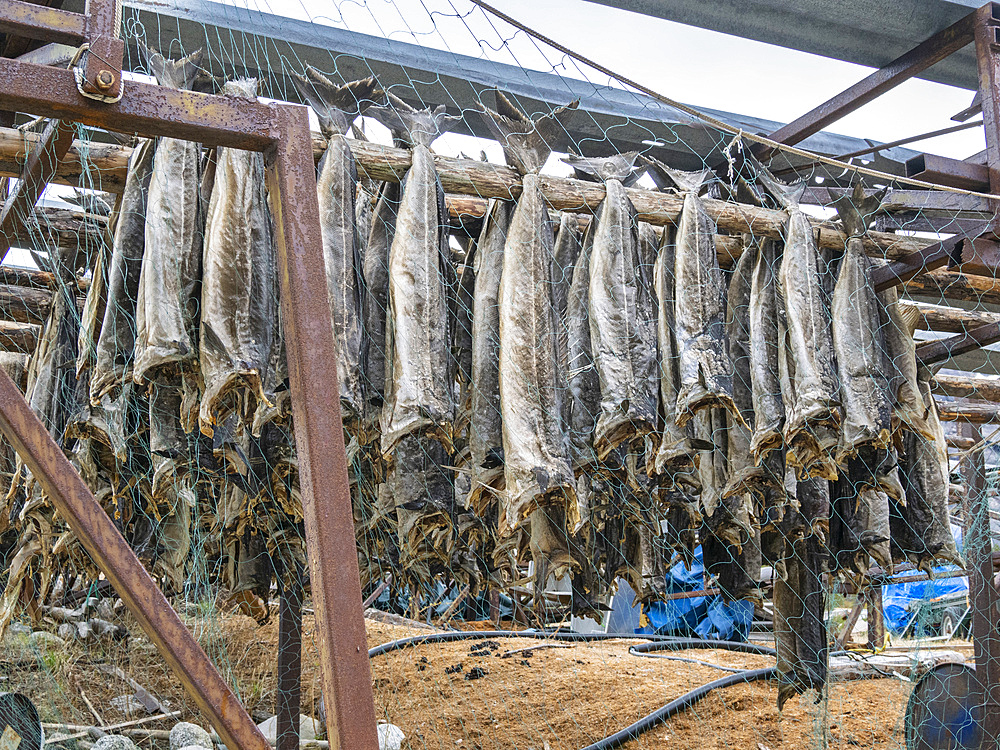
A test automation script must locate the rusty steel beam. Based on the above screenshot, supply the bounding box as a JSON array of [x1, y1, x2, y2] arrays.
[[871, 229, 984, 292], [266, 103, 378, 750], [0, 370, 270, 750], [904, 152, 991, 192], [758, 10, 976, 155], [0, 1, 86, 46], [916, 321, 1000, 365], [0, 118, 76, 262], [0, 57, 276, 150]]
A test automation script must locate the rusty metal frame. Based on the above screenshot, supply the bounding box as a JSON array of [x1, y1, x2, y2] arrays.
[[0, 3, 377, 750]]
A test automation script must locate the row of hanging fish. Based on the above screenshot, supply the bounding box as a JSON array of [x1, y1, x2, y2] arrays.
[[0, 54, 960, 711]]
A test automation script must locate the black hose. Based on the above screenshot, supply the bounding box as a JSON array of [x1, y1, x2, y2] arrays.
[[368, 629, 779, 750]]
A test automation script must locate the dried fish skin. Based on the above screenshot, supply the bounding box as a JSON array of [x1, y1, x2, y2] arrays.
[[134, 50, 204, 387], [198, 82, 278, 438], [650, 164, 740, 428], [76, 232, 109, 377], [363, 180, 401, 418], [453, 235, 477, 389], [892, 382, 959, 570], [586, 178, 658, 459], [551, 212, 582, 419], [879, 284, 931, 438], [91, 139, 155, 404], [379, 142, 455, 451], [749, 238, 785, 461], [498, 172, 576, 532], [695, 409, 752, 548], [831, 222, 891, 461], [779, 207, 841, 480], [469, 199, 514, 509], [567, 225, 600, 469], [290, 73, 379, 435]]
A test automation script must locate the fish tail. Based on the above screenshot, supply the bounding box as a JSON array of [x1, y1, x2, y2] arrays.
[[478, 90, 578, 173], [563, 152, 641, 183], [369, 93, 460, 149], [291, 67, 379, 137], [144, 46, 204, 91], [643, 153, 714, 194]]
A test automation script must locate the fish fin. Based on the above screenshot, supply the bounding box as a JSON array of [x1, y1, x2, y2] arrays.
[[641, 154, 714, 194], [833, 182, 886, 236], [290, 67, 379, 138], [726, 142, 807, 209], [143, 45, 204, 91], [896, 302, 922, 339], [562, 152, 642, 184], [478, 91, 578, 174], [369, 92, 460, 149]]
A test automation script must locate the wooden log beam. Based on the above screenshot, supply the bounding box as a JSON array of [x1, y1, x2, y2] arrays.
[[0, 282, 51, 324], [904, 267, 1000, 306], [0, 126, 934, 260], [933, 371, 1000, 402], [757, 10, 976, 155], [904, 300, 1000, 333], [935, 397, 1000, 423], [0, 118, 77, 262], [0, 320, 38, 352]]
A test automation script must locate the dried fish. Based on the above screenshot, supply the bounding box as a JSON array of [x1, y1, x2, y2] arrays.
[[749, 238, 785, 462], [564, 153, 657, 459], [199, 79, 280, 437], [724, 237, 758, 498], [134, 49, 204, 393], [291, 68, 379, 435], [645, 158, 740, 428], [551, 212, 582, 431], [879, 285, 931, 437], [363, 179, 401, 421], [567, 224, 599, 469], [832, 187, 891, 461], [469, 199, 514, 509], [695, 409, 751, 548], [370, 97, 459, 452], [892, 380, 959, 571], [766, 176, 840, 480], [479, 93, 578, 532], [91, 139, 155, 403]]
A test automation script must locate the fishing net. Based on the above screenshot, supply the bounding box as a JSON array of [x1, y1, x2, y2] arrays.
[[1, 1, 999, 749]]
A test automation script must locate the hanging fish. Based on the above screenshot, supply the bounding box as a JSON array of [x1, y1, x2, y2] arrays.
[[134, 48, 205, 409], [563, 152, 657, 460], [370, 95, 459, 453], [748, 237, 786, 462], [644, 156, 742, 429], [831, 185, 891, 462], [91, 139, 155, 403], [752, 164, 840, 480], [695, 408, 752, 548], [469, 199, 514, 511], [362, 179, 402, 426], [567, 224, 600, 469], [479, 91, 579, 533], [291, 68, 379, 437], [880, 285, 931, 438], [551, 212, 583, 431], [892, 379, 960, 572], [198, 79, 280, 438]]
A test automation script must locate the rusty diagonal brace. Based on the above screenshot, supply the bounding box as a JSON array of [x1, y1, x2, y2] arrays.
[[0, 3, 378, 750]]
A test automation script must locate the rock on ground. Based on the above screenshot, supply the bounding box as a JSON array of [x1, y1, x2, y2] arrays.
[[170, 723, 213, 750], [377, 723, 405, 750], [256, 715, 322, 744], [93, 736, 138, 750], [27, 631, 65, 650]]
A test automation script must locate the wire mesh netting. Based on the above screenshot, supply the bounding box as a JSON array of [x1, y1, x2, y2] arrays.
[[1, 1, 1000, 749]]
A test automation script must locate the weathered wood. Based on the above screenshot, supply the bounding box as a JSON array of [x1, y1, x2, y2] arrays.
[[916, 322, 1000, 365], [933, 371, 1000, 402], [904, 300, 1000, 333], [904, 267, 1000, 306], [0, 319, 38, 352], [0, 282, 50, 324], [935, 398, 1000, 423], [0, 126, 934, 259]]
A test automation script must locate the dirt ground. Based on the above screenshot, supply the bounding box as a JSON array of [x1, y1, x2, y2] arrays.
[[0, 604, 958, 750]]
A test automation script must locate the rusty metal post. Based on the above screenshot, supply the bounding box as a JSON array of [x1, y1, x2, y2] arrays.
[[974, 2, 1000, 228], [0, 372, 270, 750], [276, 570, 303, 750], [265, 103, 378, 750], [961, 422, 1000, 748]]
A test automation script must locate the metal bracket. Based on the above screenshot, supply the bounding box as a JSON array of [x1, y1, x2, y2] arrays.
[[73, 36, 124, 103]]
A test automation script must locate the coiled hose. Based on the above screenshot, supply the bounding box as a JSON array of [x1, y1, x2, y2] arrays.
[[369, 630, 778, 750]]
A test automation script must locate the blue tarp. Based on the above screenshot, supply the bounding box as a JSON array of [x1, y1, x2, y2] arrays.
[[882, 564, 968, 635], [637, 546, 754, 642]]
